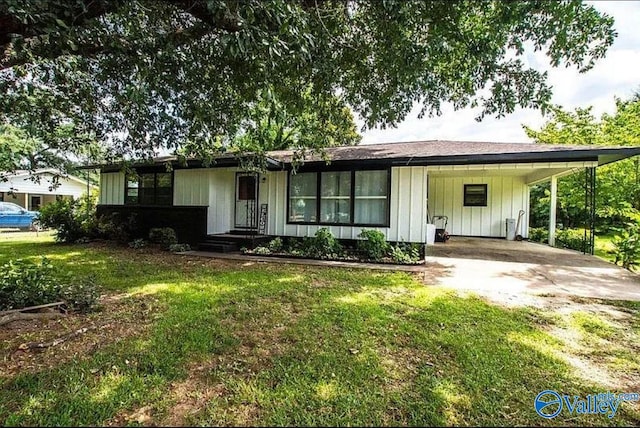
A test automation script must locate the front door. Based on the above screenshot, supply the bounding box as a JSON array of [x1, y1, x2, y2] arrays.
[[235, 173, 258, 229]]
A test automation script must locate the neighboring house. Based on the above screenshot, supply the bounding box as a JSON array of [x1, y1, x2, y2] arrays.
[[0, 169, 94, 211], [92, 140, 640, 251]]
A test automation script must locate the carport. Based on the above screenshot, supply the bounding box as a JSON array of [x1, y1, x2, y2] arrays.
[[425, 237, 640, 302]]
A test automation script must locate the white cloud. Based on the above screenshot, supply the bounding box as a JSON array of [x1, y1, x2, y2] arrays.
[[359, 2, 640, 144]]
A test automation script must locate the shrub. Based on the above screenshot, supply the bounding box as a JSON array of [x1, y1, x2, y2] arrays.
[[612, 225, 640, 271], [390, 243, 422, 264], [252, 246, 272, 255], [555, 228, 585, 252], [169, 243, 191, 253], [128, 238, 147, 249], [38, 199, 85, 243], [60, 275, 100, 313], [528, 227, 549, 243], [37, 192, 99, 243], [148, 227, 178, 249], [303, 228, 343, 259], [267, 237, 284, 253], [93, 212, 137, 243], [0, 258, 59, 310], [357, 229, 390, 261]]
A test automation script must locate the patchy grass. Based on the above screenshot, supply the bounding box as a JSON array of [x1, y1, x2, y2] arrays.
[[0, 233, 639, 426], [595, 234, 616, 264]]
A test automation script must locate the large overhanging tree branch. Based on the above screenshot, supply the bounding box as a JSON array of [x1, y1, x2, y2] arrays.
[[0, 0, 616, 172]]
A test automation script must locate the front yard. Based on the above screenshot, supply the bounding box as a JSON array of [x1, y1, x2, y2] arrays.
[[0, 233, 639, 426]]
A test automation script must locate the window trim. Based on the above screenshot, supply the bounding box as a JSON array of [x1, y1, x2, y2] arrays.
[[286, 167, 391, 227], [124, 170, 174, 206], [463, 183, 488, 207]]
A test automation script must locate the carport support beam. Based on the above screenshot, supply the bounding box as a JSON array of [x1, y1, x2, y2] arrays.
[[549, 175, 557, 247]]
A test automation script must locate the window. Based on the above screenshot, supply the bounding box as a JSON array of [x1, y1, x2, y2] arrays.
[[354, 170, 389, 225], [289, 172, 317, 222], [464, 184, 488, 207], [320, 171, 351, 224], [288, 169, 389, 226], [125, 171, 173, 205]]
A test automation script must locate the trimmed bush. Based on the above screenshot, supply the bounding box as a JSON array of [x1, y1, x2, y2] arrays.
[[303, 228, 343, 259], [169, 243, 191, 253], [252, 246, 272, 255], [128, 238, 147, 249], [149, 227, 178, 249], [528, 227, 549, 243], [267, 237, 284, 253], [555, 228, 585, 252], [357, 229, 390, 261]]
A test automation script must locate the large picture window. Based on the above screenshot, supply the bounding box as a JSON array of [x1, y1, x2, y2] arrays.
[[320, 171, 351, 224], [125, 171, 173, 205], [289, 172, 317, 222], [288, 169, 390, 226]]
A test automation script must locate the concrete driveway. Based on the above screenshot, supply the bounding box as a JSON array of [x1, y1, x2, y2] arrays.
[[424, 237, 640, 304]]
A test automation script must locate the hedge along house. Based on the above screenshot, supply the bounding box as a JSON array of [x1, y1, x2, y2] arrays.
[[0, 169, 95, 211], [93, 140, 640, 253]]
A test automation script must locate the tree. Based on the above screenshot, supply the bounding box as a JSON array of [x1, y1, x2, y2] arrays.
[[524, 95, 640, 230], [0, 0, 616, 171], [231, 87, 361, 152]]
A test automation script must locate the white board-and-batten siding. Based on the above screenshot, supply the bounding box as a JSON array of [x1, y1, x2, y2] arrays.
[[428, 175, 530, 238], [264, 166, 429, 242], [100, 166, 532, 241]]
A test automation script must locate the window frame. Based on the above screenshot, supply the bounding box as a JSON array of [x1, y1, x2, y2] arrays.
[[463, 183, 488, 207], [124, 169, 174, 206], [286, 167, 391, 227]]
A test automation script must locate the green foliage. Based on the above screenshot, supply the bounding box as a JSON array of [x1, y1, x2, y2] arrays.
[[525, 95, 640, 232], [267, 237, 284, 253], [302, 228, 343, 259], [357, 229, 390, 261], [128, 238, 147, 249], [230, 87, 361, 163], [169, 243, 191, 253], [93, 212, 137, 243], [59, 274, 99, 313], [148, 227, 178, 249], [611, 225, 640, 271], [555, 228, 586, 252], [389, 243, 422, 264], [252, 246, 272, 256], [528, 227, 549, 243], [37, 197, 95, 243], [0, 258, 59, 310], [0, 1, 615, 168]]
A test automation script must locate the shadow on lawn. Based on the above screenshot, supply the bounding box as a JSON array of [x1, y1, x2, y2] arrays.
[[1, 253, 638, 426]]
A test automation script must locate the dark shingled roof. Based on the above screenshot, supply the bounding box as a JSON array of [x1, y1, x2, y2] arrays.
[[85, 140, 640, 171], [268, 140, 640, 167]]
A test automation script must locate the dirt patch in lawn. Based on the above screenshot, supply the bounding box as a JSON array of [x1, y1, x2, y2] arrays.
[[0, 293, 164, 378]]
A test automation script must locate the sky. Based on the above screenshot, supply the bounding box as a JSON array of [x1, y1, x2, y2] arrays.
[[359, 1, 640, 145]]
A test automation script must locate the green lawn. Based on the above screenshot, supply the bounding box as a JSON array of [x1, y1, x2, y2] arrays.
[[595, 233, 617, 264], [0, 233, 639, 426]]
